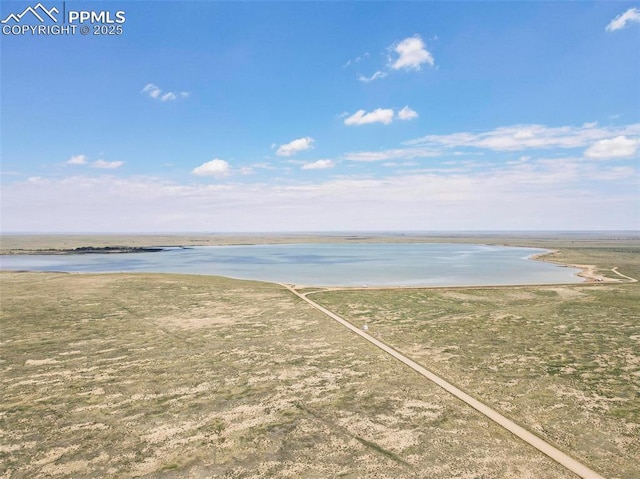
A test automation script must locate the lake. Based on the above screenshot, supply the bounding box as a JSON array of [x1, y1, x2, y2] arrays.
[[0, 243, 583, 287]]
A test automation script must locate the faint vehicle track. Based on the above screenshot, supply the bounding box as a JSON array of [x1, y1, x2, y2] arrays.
[[611, 267, 637, 282], [283, 284, 607, 479]]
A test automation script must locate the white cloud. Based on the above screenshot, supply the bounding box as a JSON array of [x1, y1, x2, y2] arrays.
[[407, 123, 640, 152], [358, 71, 387, 83], [390, 35, 434, 70], [302, 159, 335, 170], [91, 160, 124, 169], [344, 147, 439, 162], [343, 52, 369, 68], [397, 106, 418, 121], [351, 35, 434, 83], [142, 83, 161, 98], [67, 154, 87, 165], [343, 106, 418, 126], [142, 83, 189, 102], [606, 8, 640, 32], [344, 108, 395, 126], [345, 122, 640, 164], [192, 159, 231, 177], [66, 155, 123, 169], [584, 136, 639, 159], [382, 161, 419, 168], [276, 137, 314, 156], [91, 160, 124, 170]]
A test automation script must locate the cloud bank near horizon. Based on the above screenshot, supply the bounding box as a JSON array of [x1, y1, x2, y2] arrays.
[[3, 136, 637, 232], [3, 119, 637, 231]]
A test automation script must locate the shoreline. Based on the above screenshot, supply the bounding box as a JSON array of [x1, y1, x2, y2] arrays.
[[1, 233, 637, 286], [0, 249, 609, 289], [530, 249, 616, 283], [529, 249, 604, 283]]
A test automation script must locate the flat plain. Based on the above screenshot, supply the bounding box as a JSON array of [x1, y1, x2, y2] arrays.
[[1, 234, 638, 478]]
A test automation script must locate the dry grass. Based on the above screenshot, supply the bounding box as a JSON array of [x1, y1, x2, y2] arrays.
[[1, 271, 573, 478], [310, 243, 640, 479], [0, 233, 513, 254], [2, 234, 638, 478]]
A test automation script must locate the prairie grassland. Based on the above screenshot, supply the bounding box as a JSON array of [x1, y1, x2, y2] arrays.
[[1, 235, 638, 478], [310, 244, 640, 479], [1, 272, 574, 478], [0, 233, 491, 254]]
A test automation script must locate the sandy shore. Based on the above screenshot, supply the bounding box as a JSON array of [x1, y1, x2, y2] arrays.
[[530, 249, 622, 283], [531, 250, 597, 282]]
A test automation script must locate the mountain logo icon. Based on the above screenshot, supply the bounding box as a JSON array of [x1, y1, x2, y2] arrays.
[[1, 3, 59, 24]]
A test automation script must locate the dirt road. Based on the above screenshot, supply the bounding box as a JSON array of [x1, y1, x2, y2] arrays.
[[283, 284, 607, 479]]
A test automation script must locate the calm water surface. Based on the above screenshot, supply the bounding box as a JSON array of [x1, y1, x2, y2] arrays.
[[0, 243, 583, 287]]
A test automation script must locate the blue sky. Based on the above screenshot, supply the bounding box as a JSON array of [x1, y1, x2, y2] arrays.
[[1, 1, 639, 232]]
